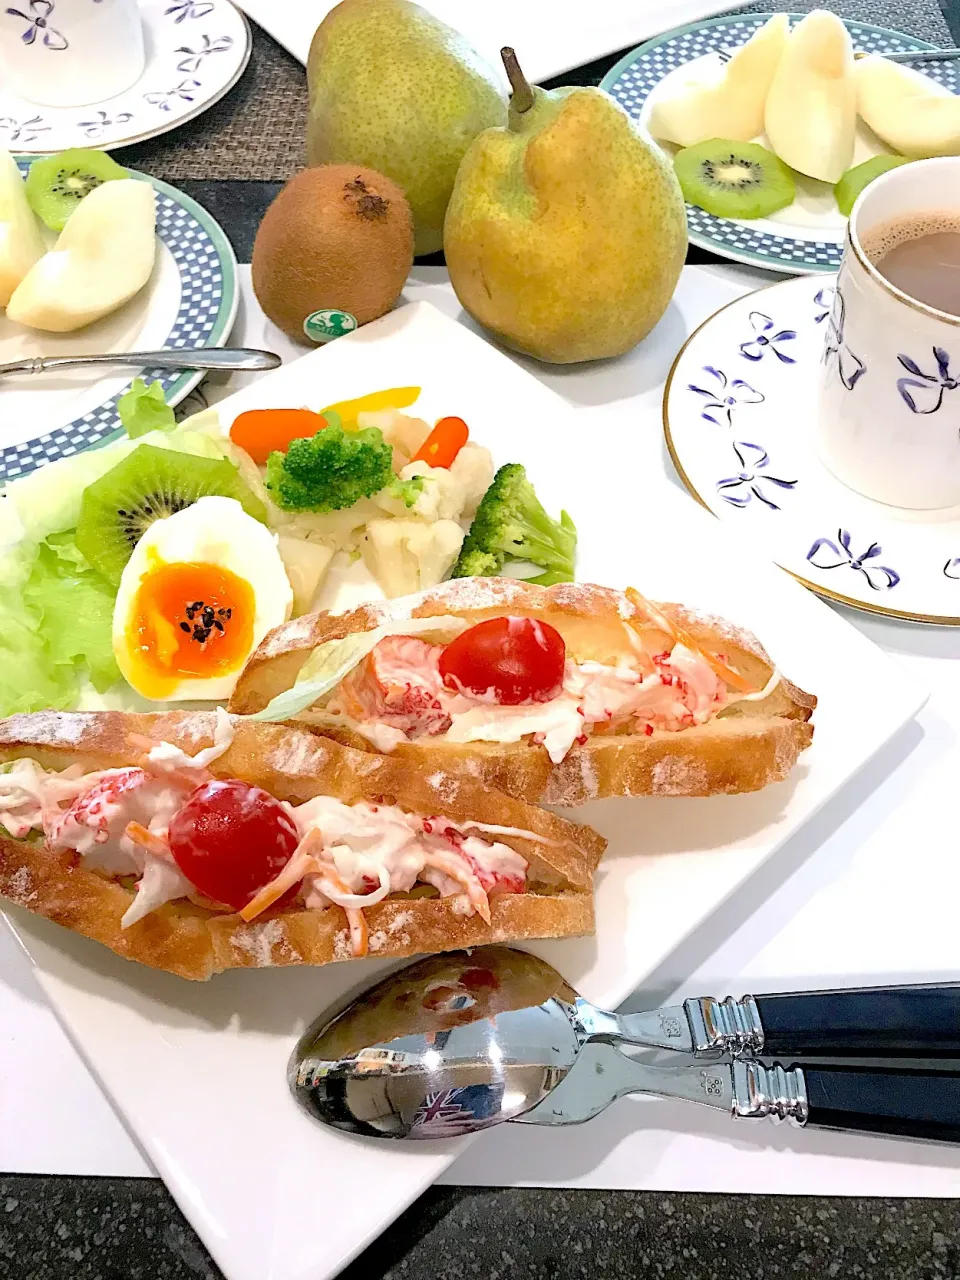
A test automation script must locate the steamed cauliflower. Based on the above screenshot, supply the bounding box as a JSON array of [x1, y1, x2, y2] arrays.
[[449, 443, 494, 517], [375, 460, 467, 522], [361, 519, 465, 597], [274, 496, 385, 553], [357, 409, 432, 464]]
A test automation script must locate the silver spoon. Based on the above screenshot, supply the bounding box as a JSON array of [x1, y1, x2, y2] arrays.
[[0, 347, 281, 378], [290, 947, 960, 1143]]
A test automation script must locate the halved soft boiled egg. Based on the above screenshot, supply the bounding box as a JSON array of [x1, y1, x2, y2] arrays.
[[113, 496, 293, 702]]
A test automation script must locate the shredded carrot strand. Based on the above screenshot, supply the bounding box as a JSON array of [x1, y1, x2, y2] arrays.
[[240, 850, 320, 923], [125, 821, 170, 858], [346, 908, 368, 958]]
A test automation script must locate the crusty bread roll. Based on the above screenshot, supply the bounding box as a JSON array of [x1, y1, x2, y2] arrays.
[[229, 579, 816, 805], [0, 712, 603, 981]]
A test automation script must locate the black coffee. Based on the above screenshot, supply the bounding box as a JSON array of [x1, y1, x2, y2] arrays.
[[862, 212, 960, 316]]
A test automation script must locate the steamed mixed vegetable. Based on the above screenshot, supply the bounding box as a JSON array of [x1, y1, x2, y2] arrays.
[[0, 383, 576, 716]]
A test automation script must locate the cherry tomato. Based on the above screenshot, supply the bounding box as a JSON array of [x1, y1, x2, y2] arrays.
[[168, 779, 300, 911], [439, 616, 566, 705]]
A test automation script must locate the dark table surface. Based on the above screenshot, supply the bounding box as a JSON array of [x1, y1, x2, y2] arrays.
[[4, 2, 960, 1277]]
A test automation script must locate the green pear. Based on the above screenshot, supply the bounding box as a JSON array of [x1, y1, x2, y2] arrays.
[[444, 50, 688, 364], [306, 0, 506, 257]]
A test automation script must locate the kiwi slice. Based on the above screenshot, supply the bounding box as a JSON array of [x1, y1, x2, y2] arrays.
[[26, 148, 128, 231], [834, 155, 910, 218], [76, 444, 268, 584], [674, 140, 796, 220]]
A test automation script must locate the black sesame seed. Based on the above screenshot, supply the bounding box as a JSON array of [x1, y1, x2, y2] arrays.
[[179, 622, 190, 633], [213, 619, 224, 632]]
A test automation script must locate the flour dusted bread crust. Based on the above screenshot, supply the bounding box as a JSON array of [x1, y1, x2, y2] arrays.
[[0, 712, 602, 981], [229, 579, 816, 805]]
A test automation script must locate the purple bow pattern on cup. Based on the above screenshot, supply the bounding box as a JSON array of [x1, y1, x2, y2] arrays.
[[821, 286, 866, 391], [896, 347, 959, 415], [716, 442, 797, 510], [5, 0, 66, 49], [688, 365, 764, 426], [807, 529, 900, 591], [814, 285, 835, 324], [165, 0, 214, 21], [739, 311, 797, 364]]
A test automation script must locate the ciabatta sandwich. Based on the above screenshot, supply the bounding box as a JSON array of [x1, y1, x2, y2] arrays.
[[229, 579, 815, 806], [0, 710, 603, 981]]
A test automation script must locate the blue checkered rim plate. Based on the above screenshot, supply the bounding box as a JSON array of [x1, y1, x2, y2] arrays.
[[600, 14, 960, 274], [4, 161, 238, 484]]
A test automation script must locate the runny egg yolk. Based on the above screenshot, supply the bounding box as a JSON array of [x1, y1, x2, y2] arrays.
[[125, 561, 255, 698]]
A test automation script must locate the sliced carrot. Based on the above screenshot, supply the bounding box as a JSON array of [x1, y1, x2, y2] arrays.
[[624, 586, 756, 695], [411, 416, 469, 469], [229, 408, 326, 465], [319, 386, 421, 428]]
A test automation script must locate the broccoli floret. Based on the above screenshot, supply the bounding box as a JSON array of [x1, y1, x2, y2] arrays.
[[265, 424, 393, 513], [452, 463, 577, 583]]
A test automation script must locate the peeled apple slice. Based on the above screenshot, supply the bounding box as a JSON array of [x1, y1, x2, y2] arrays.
[[857, 56, 960, 158], [649, 14, 789, 147], [6, 178, 156, 333], [764, 9, 856, 183], [0, 149, 45, 309]]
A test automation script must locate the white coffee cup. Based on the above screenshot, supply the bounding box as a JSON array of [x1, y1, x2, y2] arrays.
[[815, 156, 960, 510], [0, 0, 145, 108]]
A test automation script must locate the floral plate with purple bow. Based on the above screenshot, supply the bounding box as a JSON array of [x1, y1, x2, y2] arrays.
[[0, 0, 250, 153], [664, 273, 960, 624]]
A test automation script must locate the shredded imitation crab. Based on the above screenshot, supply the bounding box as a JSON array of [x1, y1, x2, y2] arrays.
[[624, 587, 758, 696], [0, 719, 530, 958], [323, 598, 778, 767]]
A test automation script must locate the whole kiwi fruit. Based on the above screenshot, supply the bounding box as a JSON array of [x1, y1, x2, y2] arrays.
[[251, 165, 414, 343]]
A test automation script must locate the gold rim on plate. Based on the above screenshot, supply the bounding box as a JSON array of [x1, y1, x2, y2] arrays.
[[661, 283, 960, 627]]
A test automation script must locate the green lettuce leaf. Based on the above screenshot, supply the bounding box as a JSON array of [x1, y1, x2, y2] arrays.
[[24, 533, 120, 692], [0, 531, 121, 714], [118, 378, 176, 438], [0, 581, 75, 714], [247, 616, 467, 724]]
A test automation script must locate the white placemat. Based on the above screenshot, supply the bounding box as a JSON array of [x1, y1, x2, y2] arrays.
[[2, 263, 959, 1202]]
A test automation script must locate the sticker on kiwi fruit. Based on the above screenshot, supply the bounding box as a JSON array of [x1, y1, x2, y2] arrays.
[[303, 310, 358, 344]]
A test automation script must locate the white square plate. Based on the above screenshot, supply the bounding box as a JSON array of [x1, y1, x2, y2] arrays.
[[3, 302, 927, 1280], [233, 0, 738, 84]]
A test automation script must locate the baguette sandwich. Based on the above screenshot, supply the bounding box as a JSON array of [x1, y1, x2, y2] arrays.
[[230, 578, 816, 806], [0, 710, 603, 981]]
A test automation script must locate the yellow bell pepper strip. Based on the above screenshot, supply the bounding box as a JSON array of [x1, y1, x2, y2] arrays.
[[319, 386, 421, 428]]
